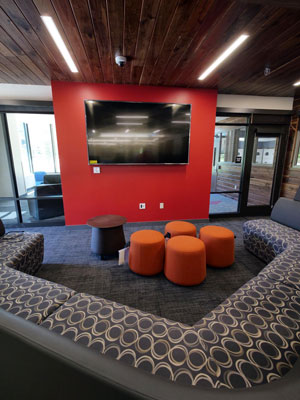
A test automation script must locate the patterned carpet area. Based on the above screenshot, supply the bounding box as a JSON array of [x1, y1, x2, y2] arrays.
[[9, 218, 266, 325]]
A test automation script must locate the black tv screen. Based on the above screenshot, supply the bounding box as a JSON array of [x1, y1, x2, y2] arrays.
[[85, 100, 191, 165]]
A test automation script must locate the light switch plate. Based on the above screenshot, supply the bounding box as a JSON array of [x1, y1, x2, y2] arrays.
[[93, 166, 101, 174]]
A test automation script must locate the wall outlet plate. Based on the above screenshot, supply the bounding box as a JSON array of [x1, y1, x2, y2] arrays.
[[139, 203, 146, 209], [93, 166, 101, 174]]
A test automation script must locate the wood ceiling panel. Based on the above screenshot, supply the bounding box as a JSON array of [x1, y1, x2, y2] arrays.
[[0, 0, 298, 96], [0, 0, 65, 81], [88, 0, 113, 83], [106, 0, 126, 84], [139, 0, 179, 85], [14, 0, 74, 81], [50, 0, 94, 82], [69, 0, 103, 82], [173, 2, 261, 87], [149, 0, 204, 86], [0, 61, 20, 83], [157, 0, 233, 87], [130, 0, 161, 84], [31, 0, 83, 81], [0, 43, 38, 85], [0, 25, 47, 84], [122, 0, 142, 84]]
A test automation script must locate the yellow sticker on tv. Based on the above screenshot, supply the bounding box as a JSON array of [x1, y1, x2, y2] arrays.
[[90, 160, 98, 164]]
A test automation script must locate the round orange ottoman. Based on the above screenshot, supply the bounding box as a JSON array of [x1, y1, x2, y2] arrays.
[[164, 221, 196, 238], [129, 230, 165, 276], [164, 236, 206, 286], [199, 226, 234, 268]]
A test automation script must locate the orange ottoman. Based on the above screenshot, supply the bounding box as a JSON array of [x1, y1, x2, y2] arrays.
[[164, 221, 196, 238], [129, 230, 165, 276], [199, 226, 234, 268], [164, 236, 206, 286]]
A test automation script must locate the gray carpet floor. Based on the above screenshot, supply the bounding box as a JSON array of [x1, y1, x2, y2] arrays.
[[15, 217, 266, 326]]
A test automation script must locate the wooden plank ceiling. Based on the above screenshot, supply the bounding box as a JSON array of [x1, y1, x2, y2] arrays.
[[0, 0, 299, 96]]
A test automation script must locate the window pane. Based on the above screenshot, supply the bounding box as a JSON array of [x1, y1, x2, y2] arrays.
[[0, 199, 18, 226], [247, 136, 278, 206], [251, 137, 277, 165], [215, 116, 248, 124], [0, 116, 14, 197], [6, 113, 60, 196], [19, 199, 65, 224]]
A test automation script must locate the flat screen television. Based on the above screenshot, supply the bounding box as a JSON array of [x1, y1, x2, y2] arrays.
[[85, 100, 191, 165]]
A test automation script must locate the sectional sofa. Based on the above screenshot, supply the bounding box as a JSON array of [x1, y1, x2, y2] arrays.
[[1, 197, 300, 399]]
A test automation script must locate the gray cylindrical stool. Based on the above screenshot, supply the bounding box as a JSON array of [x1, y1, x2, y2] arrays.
[[87, 215, 127, 259]]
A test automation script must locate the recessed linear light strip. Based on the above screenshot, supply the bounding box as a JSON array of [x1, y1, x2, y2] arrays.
[[294, 81, 300, 86], [198, 34, 249, 81], [41, 16, 78, 73], [116, 122, 143, 125], [116, 115, 149, 119]]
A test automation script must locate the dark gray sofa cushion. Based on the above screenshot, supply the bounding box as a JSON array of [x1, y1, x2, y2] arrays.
[[271, 197, 300, 232], [0, 265, 75, 324], [41, 277, 300, 389]]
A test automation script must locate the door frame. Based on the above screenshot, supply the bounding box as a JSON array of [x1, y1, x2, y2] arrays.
[[239, 124, 289, 216], [210, 112, 290, 218], [0, 102, 65, 227]]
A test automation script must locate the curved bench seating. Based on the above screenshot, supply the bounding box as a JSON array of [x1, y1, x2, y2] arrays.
[[1, 203, 300, 397], [41, 276, 300, 389]]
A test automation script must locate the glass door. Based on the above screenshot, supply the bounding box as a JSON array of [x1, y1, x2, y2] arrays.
[[0, 114, 19, 226], [240, 124, 288, 216], [209, 115, 248, 215], [247, 135, 278, 206], [0, 112, 64, 226]]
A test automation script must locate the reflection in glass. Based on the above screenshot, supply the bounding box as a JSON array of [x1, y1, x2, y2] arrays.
[[247, 136, 278, 206], [19, 200, 65, 224], [0, 199, 18, 226], [210, 124, 246, 214], [0, 116, 14, 198], [6, 114, 61, 198], [85, 101, 191, 164]]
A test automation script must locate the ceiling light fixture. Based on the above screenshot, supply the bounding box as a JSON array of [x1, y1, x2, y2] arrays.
[[116, 115, 149, 119], [41, 15, 78, 73], [116, 122, 143, 126], [293, 81, 300, 86], [198, 34, 249, 81]]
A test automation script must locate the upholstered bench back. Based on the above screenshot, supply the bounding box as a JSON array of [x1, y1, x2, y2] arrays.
[[271, 197, 300, 232]]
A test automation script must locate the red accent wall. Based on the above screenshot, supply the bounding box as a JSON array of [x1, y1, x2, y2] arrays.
[[51, 81, 217, 225]]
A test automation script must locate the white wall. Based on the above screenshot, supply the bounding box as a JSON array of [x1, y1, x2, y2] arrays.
[[217, 94, 294, 111], [0, 84, 52, 101]]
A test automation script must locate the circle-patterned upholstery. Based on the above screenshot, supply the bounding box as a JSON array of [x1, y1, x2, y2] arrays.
[[165, 221, 197, 238], [243, 219, 300, 264], [199, 226, 234, 268], [41, 276, 300, 389], [0, 265, 75, 324], [0, 232, 44, 275], [164, 236, 206, 286], [129, 230, 165, 276]]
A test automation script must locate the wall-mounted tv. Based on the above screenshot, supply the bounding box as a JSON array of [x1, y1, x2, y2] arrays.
[[85, 100, 191, 165]]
